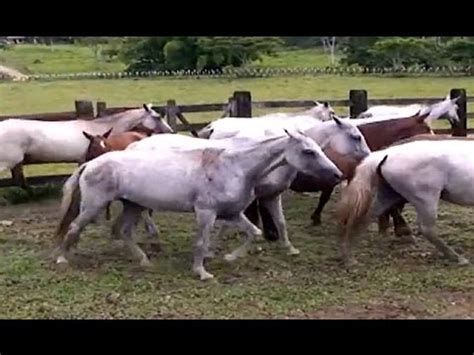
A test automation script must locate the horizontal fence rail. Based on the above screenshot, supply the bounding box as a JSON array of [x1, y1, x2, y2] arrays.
[[0, 89, 471, 189]]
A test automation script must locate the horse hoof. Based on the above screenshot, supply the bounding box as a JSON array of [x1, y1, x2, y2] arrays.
[[311, 217, 321, 226], [56, 255, 69, 265], [457, 256, 470, 266], [200, 272, 215, 281], [344, 258, 359, 269], [140, 259, 153, 268], [399, 234, 417, 244], [287, 247, 300, 256], [204, 251, 215, 259], [224, 253, 238, 262]]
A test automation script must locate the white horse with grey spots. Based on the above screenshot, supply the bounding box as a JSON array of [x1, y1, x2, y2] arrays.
[[195, 116, 371, 250], [125, 116, 370, 257], [337, 139, 474, 267], [54, 129, 343, 280]]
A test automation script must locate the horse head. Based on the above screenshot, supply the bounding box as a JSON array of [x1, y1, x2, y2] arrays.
[[141, 103, 174, 134], [83, 128, 113, 161]]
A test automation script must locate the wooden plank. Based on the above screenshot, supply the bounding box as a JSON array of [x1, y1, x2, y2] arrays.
[[433, 128, 474, 135], [176, 122, 209, 132], [0, 112, 77, 122], [350, 90, 368, 118], [368, 96, 474, 106], [0, 174, 70, 188], [253, 99, 349, 108], [177, 103, 228, 113], [451, 88, 467, 137]]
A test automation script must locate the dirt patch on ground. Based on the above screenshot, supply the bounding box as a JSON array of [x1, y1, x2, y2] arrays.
[[0, 64, 29, 81]]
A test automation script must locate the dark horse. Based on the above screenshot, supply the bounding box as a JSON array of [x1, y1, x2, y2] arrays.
[[247, 112, 434, 242]]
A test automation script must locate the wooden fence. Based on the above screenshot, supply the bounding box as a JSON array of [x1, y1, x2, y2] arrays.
[[0, 88, 471, 188]]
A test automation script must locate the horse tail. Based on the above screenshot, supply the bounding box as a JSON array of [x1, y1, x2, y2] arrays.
[[54, 164, 87, 245], [105, 202, 112, 221], [336, 153, 388, 237]]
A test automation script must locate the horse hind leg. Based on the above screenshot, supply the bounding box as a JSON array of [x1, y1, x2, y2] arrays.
[[224, 212, 262, 262], [55, 207, 102, 265], [414, 199, 469, 265], [11, 163, 27, 189]]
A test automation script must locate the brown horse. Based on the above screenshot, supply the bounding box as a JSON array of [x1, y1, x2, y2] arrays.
[[257, 112, 433, 241], [83, 129, 149, 162], [82, 129, 149, 220]]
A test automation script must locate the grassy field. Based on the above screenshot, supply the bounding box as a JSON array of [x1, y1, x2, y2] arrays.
[[0, 44, 335, 75], [0, 44, 126, 74], [0, 188, 472, 318]]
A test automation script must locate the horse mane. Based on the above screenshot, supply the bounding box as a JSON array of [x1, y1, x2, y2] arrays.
[[390, 134, 474, 147], [91, 108, 144, 124]]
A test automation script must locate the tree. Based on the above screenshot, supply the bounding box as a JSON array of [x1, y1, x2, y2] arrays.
[[444, 38, 474, 66], [340, 37, 380, 67], [119, 37, 283, 72], [368, 37, 440, 69]]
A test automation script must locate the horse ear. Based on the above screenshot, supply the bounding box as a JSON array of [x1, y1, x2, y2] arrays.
[[143, 103, 152, 112], [103, 128, 113, 139], [323, 101, 329, 108], [451, 95, 461, 103], [415, 111, 430, 123], [83, 131, 93, 140], [333, 116, 343, 126]]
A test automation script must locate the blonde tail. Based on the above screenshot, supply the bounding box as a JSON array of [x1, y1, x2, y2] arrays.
[[335, 153, 388, 266], [54, 164, 87, 245]]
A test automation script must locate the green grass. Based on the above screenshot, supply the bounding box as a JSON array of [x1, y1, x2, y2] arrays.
[[0, 45, 336, 76], [0, 44, 126, 74], [250, 49, 340, 68], [0, 190, 471, 318]]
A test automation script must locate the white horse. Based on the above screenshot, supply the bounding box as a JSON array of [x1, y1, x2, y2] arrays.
[[195, 116, 371, 252], [0, 104, 173, 176], [337, 139, 473, 267], [258, 101, 335, 121], [357, 95, 460, 125], [54, 129, 343, 280], [199, 102, 336, 139]]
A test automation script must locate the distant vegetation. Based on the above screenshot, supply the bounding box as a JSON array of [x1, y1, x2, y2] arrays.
[[1, 37, 473, 76]]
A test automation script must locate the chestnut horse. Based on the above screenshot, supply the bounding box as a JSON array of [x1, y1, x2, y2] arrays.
[[82, 129, 149, 220], [258, 112, 433, 241]]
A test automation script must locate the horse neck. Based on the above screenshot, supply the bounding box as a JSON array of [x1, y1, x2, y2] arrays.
[[303, 121, 333, 147], [97, 110, 145, 133], [360, 118, 428, 151], [226, 136, 290, 181]]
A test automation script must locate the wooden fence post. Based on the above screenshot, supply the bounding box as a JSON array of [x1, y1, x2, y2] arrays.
[[166, 99, 178, 131], [232, 91, 252, 117], [75, 100, 94, 119], [349, 90, 368, 118], [451, 88, 467, 137], [96, 101, 107, 117]]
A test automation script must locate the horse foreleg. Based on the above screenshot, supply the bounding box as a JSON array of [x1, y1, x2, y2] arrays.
[[311, 187, 334, 226], [261, 195, 299, 255], [193, 208, 217, 280]]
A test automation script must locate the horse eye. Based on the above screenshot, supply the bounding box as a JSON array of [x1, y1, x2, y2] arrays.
[[353, 135, 361, 141], [302, 149, 316, 156]]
